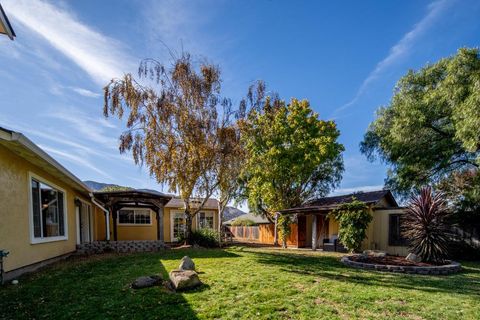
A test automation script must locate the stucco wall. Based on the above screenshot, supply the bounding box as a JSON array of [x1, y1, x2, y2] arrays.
[[0, 144, 91, 272], [93, 206, 219, 242]]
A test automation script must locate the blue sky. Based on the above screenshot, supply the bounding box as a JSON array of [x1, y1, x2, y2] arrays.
[[1, 0, 479, 204]]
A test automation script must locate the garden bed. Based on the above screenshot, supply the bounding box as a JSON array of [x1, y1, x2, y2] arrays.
[[341, 255, 461, 275]]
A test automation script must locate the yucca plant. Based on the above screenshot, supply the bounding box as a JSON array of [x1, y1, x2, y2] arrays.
[[403, 186, 452, 263]]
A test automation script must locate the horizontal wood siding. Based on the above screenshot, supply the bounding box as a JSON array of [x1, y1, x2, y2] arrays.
[[227, 224, 298, 247]]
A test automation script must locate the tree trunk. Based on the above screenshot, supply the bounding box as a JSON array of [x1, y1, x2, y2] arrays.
[[282, 237, 287, 248], [184, 210, 193, 245]]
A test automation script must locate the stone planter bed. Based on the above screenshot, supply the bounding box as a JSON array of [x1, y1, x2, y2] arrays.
[[341, 255, 461, 275]]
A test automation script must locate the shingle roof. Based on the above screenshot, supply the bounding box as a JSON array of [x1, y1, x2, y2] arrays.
[[165, 197, 219, 210], [279, 190, 397, 214]]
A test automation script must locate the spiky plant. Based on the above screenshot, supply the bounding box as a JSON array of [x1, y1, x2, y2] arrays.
[[403, 186, 452, 263]]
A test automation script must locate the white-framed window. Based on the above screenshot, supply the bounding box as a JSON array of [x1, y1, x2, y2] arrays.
[[197, 211, 214, 229], [171, 211, 186, 241], [118, 209, 152, 225], [29, 173, 68, 244]]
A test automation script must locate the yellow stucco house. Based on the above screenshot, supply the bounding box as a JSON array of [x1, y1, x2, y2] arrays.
[[0, 127, 219, 282]]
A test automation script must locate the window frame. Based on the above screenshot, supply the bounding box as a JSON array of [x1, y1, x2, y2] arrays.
[[28, 172, 68, 244], [388, 213, 408, 247], [197, 211, 214, 230], [117, 208, 152, 226]]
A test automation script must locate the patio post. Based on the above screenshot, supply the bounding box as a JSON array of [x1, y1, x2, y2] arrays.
[[312, 214, 317, 251], [273, 213, 279, 246], [156, 206, 164, 241]]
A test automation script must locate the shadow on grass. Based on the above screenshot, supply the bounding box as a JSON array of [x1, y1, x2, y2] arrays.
[[0, 251, 205, 320], [247, 249, 480, 298]]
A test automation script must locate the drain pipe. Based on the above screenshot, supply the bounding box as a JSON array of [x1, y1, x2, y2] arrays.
[[90, 193, 110, 241]]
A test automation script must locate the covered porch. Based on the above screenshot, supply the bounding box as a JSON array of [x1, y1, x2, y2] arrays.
[[279, 207, 346, 252]]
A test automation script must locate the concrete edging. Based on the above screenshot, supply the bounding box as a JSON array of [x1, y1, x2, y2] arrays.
[[341, 255, 462, 275]]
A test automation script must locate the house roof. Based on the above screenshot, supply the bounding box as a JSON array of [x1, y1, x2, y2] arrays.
[[165, 197, 219, 210], [224, 211, 270, 225], [0, 126, 91, 194], [279, 190, 398, 214], [0, 4, 15, 40]]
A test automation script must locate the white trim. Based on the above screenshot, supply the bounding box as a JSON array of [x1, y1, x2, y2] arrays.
[[197, 211, 214, 229], [76, 199, 92, 244], [0, 128, 91, 193], [170, 210, 186, 242], [75, 206, 80, 245], [117, 208, 152, 226], [28, 172, 68, 244]]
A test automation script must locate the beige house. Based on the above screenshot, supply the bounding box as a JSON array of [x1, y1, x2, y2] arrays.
[[0, 127, 219, 282], [279, 190, 409, 256]]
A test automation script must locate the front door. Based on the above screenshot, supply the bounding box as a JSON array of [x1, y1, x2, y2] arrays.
[[77, 202, 92, 244]]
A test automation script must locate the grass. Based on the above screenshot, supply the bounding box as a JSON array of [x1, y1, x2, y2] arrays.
[[0, 246, 479, 320]]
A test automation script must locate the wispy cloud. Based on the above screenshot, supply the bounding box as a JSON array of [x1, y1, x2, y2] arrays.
[[39, 144, 112, 179], [69, 87, 101, 98], [3, 0, 136, 86], [44, 107, 118, 148], [331, 0, 453, 118]]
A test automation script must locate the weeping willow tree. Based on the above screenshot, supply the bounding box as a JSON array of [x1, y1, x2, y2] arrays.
[[103, 52, 233, 243]]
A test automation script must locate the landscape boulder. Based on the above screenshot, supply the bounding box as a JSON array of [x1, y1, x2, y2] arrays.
[[169, 270, 202, 290], [179, 256, 196, 271], [406, 253, 422, 263], [131, 275, 163, 289]]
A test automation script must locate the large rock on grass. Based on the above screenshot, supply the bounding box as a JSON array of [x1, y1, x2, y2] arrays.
[[132, 275, 163, 289], [169, 270, 202, 290], [179, 256, 195, 271]]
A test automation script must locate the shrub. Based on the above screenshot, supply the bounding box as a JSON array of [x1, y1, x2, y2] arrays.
[[403, 186, 452, 263], [329, 198, 372, 253], [231, 218, 256, 226], [278, 215, 293, 248], [179, 228, 220, 248]]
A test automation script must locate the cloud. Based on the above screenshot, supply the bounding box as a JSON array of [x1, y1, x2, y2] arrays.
[[69, 87, 101, 98], [3, 0, 136, 86], [39, 144, 112, 179], [330, 185, 385, 196], [331, 0, 453, 117], [44, 107, 119, 148]]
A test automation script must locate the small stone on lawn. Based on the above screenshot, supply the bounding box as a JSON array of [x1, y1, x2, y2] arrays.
[[132, 275, 163, 289]]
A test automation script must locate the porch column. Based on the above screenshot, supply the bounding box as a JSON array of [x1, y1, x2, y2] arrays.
[[273, 213, 279, 246], [312, 214, 318, 251], [105, 210, 110, 241], [156, 206, 164, 241], [112, 206, 118, 241]]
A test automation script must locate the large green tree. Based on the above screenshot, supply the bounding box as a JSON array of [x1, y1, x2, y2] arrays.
[[361, 48, 480, 194], [240, 96, 344, 247]]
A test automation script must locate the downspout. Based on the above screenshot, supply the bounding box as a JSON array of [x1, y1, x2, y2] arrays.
[[90, 193, 110, 241]]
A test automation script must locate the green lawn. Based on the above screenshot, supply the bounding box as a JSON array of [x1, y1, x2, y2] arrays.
[[1, 246, 479, 320]]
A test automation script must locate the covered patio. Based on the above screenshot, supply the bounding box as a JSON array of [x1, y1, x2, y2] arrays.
[[93, 190, 172, 242]]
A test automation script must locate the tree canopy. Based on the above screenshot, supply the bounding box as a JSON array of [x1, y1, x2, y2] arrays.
[[239, 95, 344, 246], [103, 52, 234, 241], [361, 48, 480, 194]]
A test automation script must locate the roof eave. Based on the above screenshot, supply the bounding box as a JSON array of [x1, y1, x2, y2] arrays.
[[3, 129, 92, 193], [0, 4, 15, 40]]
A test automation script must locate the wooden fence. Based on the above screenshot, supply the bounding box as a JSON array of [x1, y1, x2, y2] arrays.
[[226, 224, 298, 246]]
